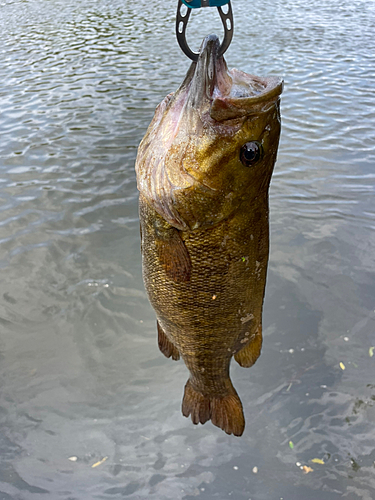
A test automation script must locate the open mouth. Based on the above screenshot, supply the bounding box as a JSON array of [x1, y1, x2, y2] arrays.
[[183, 34, 283, 121]]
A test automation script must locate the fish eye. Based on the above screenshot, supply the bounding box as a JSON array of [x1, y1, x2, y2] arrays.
[[240, 141, 262, 167]]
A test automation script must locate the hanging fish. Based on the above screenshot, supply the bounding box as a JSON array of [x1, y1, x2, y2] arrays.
[[135, 34, 283, 436]]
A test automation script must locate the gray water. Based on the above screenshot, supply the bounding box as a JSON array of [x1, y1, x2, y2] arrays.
[[1, 0, 374, 498]]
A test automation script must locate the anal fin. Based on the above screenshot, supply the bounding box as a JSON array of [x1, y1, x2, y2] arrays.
[[157, 321, 180, 361], [235, 327, 262, 368]]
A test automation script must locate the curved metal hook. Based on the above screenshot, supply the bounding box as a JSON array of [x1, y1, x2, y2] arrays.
[[176, 0, 234, 61]]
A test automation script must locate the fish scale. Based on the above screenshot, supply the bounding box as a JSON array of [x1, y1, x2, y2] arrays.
[[136, 35, 282, 436]]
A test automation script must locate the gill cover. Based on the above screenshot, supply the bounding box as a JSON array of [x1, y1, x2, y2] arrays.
[[135, 35, 283, 231]]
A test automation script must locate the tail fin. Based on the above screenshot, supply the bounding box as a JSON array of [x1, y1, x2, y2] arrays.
[[181, 379, 245, 436]]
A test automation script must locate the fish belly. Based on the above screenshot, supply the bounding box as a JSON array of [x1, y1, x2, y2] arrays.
[[139, 193, 269, 435]]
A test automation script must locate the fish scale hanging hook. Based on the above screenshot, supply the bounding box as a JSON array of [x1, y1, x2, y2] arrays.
[[176, 0, 234, 61]]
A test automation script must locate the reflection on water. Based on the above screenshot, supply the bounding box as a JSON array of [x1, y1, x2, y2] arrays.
[[0, 0, 374, 498]]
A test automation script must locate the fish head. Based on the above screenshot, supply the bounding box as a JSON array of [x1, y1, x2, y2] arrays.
[[136, 35, 283, 231]]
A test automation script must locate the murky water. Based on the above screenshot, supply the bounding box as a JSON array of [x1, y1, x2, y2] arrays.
[[1, 0, 375, 498]]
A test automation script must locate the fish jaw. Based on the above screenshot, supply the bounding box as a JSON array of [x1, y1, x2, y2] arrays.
[[135, 34, 283, 231]]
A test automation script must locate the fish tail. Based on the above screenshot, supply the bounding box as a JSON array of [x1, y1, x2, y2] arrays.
[[181, 379, 245, 437]]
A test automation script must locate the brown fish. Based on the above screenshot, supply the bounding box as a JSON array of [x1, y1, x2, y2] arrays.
[[135, 34, 283, 436]]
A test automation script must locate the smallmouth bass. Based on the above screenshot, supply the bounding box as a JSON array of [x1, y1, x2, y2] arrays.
[[135, 35, 283, 436]]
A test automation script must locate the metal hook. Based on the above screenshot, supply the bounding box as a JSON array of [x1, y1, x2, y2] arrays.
[[176, 0, 234, 61]]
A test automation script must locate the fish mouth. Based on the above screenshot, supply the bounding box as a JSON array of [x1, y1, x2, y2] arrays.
[[184, 34, 283, 121], [135, 35, 283, 231], [186, 34, 223, 105]]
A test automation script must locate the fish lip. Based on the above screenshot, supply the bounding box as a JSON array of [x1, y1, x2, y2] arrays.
[[185, 34, 283, 119], [209, 74, 283, 122], [187, 34, 221, 105], [198, 34, 220, 98], [199, 33, 221, 60]]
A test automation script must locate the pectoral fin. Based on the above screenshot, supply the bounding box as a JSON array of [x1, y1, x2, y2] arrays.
[[139, 194, 191, 282], [154, 219, 191, 283]]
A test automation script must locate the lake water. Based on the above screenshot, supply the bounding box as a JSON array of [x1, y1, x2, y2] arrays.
[[1, 0, 375, 498]]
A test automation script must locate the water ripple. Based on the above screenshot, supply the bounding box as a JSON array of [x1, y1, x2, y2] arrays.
[[1, 0, 375, 498]]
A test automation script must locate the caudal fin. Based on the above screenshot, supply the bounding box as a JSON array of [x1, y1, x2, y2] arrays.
[[181, 379, 245, 436]]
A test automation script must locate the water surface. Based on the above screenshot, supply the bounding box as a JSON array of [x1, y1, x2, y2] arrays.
[[0, 0, 375, 498]]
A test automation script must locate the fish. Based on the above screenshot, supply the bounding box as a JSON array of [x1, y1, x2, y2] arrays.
[[135, 34, 283, 436]]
